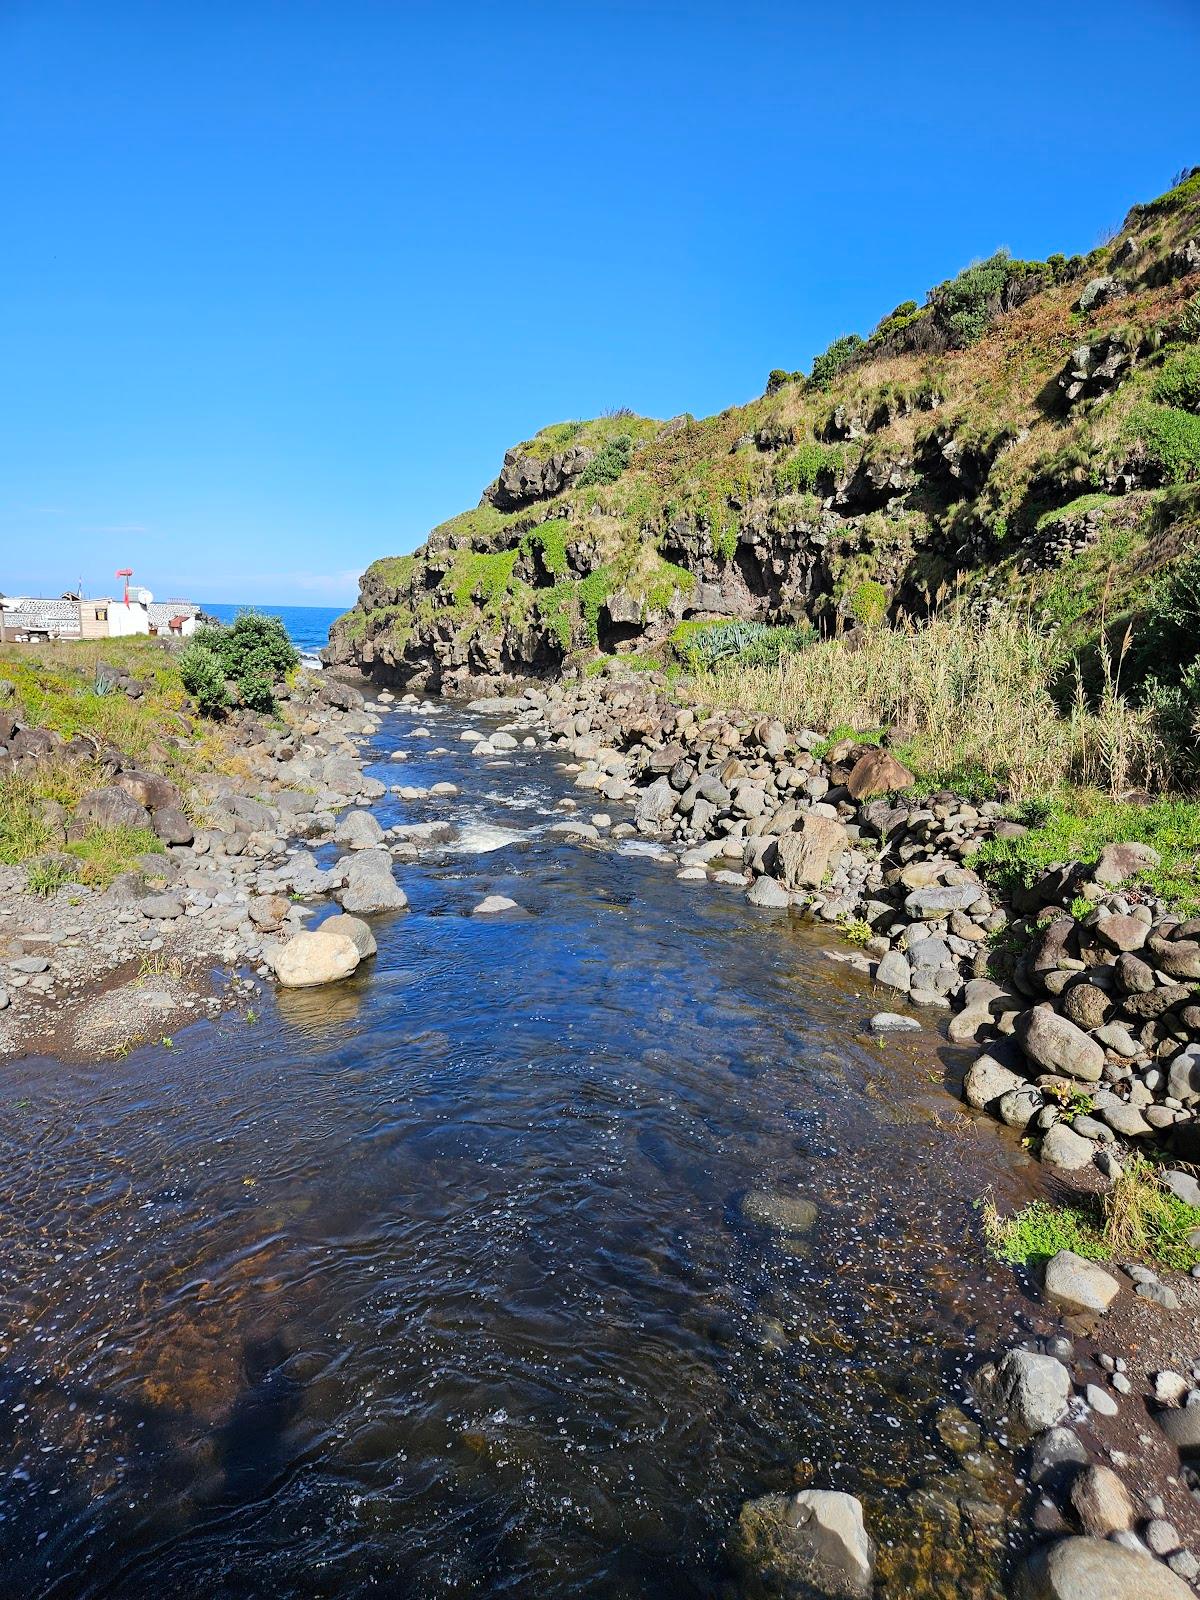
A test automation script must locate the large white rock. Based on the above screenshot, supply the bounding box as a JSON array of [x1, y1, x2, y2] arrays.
[[730, 1489, 873, 1599], [334, 809, 384, 850], [270, 929, 360, 988], [1016, 1535, 1193, 1599]]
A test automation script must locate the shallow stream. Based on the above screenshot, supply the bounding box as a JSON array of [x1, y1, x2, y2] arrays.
[[0, 699, 1053, 1597]]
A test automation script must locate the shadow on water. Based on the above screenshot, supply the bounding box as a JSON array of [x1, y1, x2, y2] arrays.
[[0, 696, 1057, 1598]]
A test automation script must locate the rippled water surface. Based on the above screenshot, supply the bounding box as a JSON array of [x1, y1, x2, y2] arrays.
[[0, 700, 1050, 1598]]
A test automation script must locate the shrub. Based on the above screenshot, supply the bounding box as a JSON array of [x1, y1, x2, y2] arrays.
[[188, 611, 299, 715], [1125, 404, 1200, 485], [25, 856, 73, 897], [673, 619, 812, 670], [1179, 293, 1200, 344], [577, 434, 633, 487], [1153, 349, 1200, 413], [844, 579, 888, 627], [934, 251, 1015, 347], [810, 334, 865, 389], [178, 642, 231, 717]]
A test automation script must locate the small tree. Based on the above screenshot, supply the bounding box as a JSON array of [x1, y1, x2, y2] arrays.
[[178, 642, 230, 716]]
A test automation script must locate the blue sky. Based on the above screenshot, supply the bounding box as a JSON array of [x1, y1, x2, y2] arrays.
[[2, 0, 1198, 608]]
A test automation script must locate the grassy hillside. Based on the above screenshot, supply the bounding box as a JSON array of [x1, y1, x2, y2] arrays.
[[329, 167, 1200, 794]]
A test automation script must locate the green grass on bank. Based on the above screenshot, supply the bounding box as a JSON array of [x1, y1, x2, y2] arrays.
[[983, 1158, 1200, 1273], [970, 792, 1200, 913]]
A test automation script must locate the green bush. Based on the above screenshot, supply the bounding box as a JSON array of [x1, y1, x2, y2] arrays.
[[1126, 403, 1200, 485], [810, 334, 865, 389], [935, 251, 1015, 347], [178, 642, 231, 716], [577, 434, 633, 487], [1179, 293, 1200, 344], [188, 611, 299, 714], [1153, 349, 1200, 413], [673, 619, 812, 670]]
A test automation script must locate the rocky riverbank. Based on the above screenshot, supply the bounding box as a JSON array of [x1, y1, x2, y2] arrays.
[[0, 669, 400, 1059]]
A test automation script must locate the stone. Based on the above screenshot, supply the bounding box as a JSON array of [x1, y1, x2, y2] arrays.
[[773, 816, 848, 889], [742, 1190, 818, 1237], [1167, 1045, 1200, 1105], [1094, 841, 1162, 886], [870, 1012, 920, 1033], [729, 1490, 873, 1600], [319, 913, 377, 959], [1040, 1124, 1096, 1172], [340, 849, 409, 914], [139, 893, 184, 920], [473, 895, 519, 915], [248, 894, 291, 930], [335, 809, 385, 850], [1017, 1536, 1193, 1599], [1062, 982, 1111, 1029], [1147, 1520, 1181, 1557], [1154, 1371, 1190, 1407], [995, 1348, 1070, 1431], [1069, 1464, 1134, 1534], [964, 1052, 1026, 1111], [1017, 1006, 1105, 1083], [1094, 915, 1148, 954], [1029, 1427, 1088, 1491], [152, 805, 194, 845], [904, 883, 982, 919], [1149, 938, 1200, 981], [746, 876, 790, 908], [1114, 952, 1156, 993], [269, 929, 360, 988], [844, 748, 914, 800], [1042, 1251, 1121, 1316], [634, 778, 677, 830], [74, 785, 152, 832], [1085, 1382, 1119, 1416], [1162, 1169, 1200, 1208], [874, 950, 911, 992]]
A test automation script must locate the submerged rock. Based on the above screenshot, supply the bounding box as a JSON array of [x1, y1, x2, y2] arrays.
[[994, 1348, 1070, 1432], [742, 1191, 818, 1238], [729, 1489, 873, 1599]]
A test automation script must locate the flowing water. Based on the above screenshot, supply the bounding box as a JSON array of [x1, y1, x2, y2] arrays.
[[0, 699, 1052, 1599]]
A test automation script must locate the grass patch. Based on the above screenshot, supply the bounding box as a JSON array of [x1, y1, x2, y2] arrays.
[[970, 792, 1200, 913], [64, 823, 164, 887], [983, 1157, 1200, 1273]]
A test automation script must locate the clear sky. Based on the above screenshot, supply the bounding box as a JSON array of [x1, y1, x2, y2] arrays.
[[2, 0, 1198, 608]]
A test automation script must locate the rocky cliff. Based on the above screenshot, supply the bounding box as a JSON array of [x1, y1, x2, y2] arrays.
[[327, 171, 1200, 693]]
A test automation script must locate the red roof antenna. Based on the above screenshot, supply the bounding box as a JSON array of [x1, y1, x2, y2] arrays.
[[115, 568, 133, 605]]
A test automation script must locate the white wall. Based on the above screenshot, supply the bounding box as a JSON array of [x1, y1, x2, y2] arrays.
[[106, 601, 150, 636]]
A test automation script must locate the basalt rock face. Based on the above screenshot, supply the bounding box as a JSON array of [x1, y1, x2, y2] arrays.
[[327, 173, 1200, 692]]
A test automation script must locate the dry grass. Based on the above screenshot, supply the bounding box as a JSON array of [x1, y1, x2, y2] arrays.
[[691, 606, 1165, 799]]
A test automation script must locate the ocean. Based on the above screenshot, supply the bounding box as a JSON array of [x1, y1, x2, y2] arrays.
[[200, 602, 343, 667]]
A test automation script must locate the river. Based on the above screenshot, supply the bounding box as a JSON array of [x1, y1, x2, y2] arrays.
[[0, 694, 1051, 1598]]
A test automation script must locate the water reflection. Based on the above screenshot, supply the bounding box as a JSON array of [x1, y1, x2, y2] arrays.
[[0, 698, 1050, 1598]]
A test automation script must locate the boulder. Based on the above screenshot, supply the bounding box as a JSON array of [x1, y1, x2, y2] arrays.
[[1094, 915, 1147, 954], [152, 805, 194, 845], [74, 785, 152, 832], [995, 1348, 1070, 1431], [963, 1052, 1026, 1111], [773, 816, 848, 889], [335, 809, 385, 850], [319, 913, 377, 959], [874, 950, 911, 993], [729, 1490, 873, 1600], [904, 883, 982, 919], [1016, 1536, 1193, 1600], [635, 777, 678, 830], [339, 850, 409, 914], [248, 893, 291, 930], [844, 748, 914, 800], [747, 876, 790, 908], [1094, 841, 1161, 886], [1043, 1251, 1120, 1316], [1040, 1123, 1097, 1172], [1016, 1006, 1105, 1083], [269, 929, 361, 988], [116, 769, 181, 811]]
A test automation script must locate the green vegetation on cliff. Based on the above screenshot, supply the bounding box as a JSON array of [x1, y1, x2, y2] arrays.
[[331, 168, 1200, 804]]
